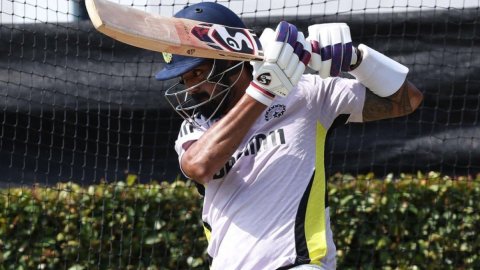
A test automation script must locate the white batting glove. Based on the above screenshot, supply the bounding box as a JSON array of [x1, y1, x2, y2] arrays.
[[306, 23, 357, 78], [247, 21, 312, 106]]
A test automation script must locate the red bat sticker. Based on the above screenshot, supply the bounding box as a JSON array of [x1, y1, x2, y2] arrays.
[[192, 23, 263, 56]]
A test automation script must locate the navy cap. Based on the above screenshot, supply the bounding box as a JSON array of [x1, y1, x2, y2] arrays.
[[155, 2, 247, 81]]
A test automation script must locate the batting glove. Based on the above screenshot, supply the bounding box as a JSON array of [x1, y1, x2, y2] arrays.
[[247, 21, 311, 106], [306, 23, 357, 78]]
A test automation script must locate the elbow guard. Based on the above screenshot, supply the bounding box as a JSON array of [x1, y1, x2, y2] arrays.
[[349, 44, 409, 97]]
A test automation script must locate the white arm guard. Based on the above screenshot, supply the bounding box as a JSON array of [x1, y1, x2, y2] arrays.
[[349, 44, 409, 97]]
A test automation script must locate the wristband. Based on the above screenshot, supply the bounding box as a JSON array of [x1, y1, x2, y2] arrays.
[[349, 44, 409, 97], [246, 82, 275, 106]]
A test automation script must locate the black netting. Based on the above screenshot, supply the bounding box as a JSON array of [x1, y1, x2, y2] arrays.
[[0, 1, 479, 269]]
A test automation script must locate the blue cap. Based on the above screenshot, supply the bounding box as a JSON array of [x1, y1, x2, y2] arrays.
[[155, 2, 247, 81]]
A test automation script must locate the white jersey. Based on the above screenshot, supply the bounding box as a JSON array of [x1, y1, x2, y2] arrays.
[[174, 74, 366, 270]]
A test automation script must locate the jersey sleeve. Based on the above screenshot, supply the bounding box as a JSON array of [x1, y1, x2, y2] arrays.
[[174, 120, 206, 178], [301, 74, 366, 125]]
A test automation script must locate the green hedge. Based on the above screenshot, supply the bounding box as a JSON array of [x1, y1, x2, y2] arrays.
[[0, 179, 206, 270], [329, 172, 480, 269], [0, 172, 479, 269]]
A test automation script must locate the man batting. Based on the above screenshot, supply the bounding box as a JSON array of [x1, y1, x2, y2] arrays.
[[155, 2, 423, 269]]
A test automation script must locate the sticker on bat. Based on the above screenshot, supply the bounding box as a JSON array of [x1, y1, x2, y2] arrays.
[[192, 23, 262, 55]]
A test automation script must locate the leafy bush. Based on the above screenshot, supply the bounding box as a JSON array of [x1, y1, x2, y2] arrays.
[[330, 172, 480, 269], [0, 179, 206, 270], [0, 172, 479, 269]]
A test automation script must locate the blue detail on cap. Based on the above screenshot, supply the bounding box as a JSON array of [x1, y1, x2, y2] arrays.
[[155, 2, 247, 81]]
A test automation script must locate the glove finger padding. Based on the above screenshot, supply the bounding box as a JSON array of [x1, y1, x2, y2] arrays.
[[307, 23, 356, 78], [264, 21, 291, 63], [284, 31, 304, 78], [340, 24, 353, 72], [306, 26, 322, 73], [290, 32, 311, 84], [277, 24, 298, 69], [307, 24, 330, 78], [247, 21, 309, 106], [329, 25, 343, 77], [251, 27, 275, 75]]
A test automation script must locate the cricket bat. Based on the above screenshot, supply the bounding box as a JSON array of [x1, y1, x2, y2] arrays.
[[85, 0, 264, 61]]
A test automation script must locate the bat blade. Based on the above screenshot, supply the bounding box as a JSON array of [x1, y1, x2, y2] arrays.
[[85, 0, 264, 61]]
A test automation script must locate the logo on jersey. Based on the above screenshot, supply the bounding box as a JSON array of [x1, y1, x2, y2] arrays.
[[213, 128, 286, 179], [265, 104, 286, 121], [256, 73, 272, 86]]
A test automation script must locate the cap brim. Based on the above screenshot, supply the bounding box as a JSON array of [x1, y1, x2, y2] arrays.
[[155, 57, 206, 81]]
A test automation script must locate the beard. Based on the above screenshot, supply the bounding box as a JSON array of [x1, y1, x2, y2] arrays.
[[181, 61, 243, 121], [190, 86, 230, 120]]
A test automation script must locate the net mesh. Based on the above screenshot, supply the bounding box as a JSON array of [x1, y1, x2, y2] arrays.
[[0, 0, 479, 269]]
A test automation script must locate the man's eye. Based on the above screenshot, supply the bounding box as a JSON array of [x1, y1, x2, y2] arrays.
[[193, 70, 203, 78]]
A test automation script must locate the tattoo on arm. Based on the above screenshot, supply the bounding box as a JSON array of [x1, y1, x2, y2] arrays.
[[362, 90, 392, 122], [395, 82, 413, 114], [362, 81, 412, 122]]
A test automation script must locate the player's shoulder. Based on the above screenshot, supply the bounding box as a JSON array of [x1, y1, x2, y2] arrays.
[[295, 73, 325, 95], [296, 73, 333, 90], [298, 73, 360, 91], [298, 73, 345, 84], [298, 73, 319, 86], [293, 74, 356, 103]]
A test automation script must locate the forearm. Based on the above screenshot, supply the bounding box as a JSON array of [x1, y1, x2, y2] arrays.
[[387, 80, 423, 115], [182, 94, 266, 184], [348, 44, 423, 121], [182, 22, 309, 184], [362, 79, 423, 121]]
